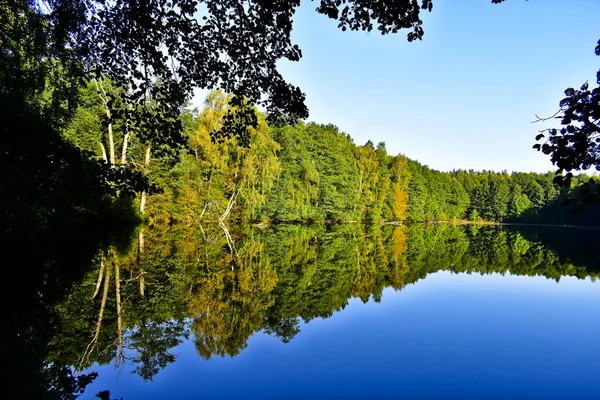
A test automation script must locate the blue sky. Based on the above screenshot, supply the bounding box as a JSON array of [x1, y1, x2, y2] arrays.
[[195, 0, 600, 173]]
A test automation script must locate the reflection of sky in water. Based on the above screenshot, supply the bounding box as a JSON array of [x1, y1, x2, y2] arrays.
[[84, 272, 600, 399]]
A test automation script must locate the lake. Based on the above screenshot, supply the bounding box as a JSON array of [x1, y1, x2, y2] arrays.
[[5, 223, 599, 399]]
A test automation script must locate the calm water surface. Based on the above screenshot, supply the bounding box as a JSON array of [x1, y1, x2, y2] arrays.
[[8, 223, 600, 399], [87, 272, 599, 400]]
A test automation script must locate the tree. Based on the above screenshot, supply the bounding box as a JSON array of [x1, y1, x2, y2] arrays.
[[2, 0, 451, 231], [508, 184, 531, 218], [266, 123, 321, 222], [534, 40, 600, 185], [19, 0, 449, 149], [1, 0, 113, 232], [355, 144, 384, 220], [309, 123, 360, 221], [388, 156, 412, 221]]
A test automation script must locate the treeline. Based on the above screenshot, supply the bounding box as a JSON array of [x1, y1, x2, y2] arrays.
[[58, 88, 600, 225], [151, 92, 599, 224], [452, 170, 600, 224]]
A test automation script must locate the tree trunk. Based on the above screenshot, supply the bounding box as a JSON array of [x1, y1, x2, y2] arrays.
[[220, 221, 237, 258], [99, 143, 108, 163], [82, 261, 111, 366], [199, 224, 207, 241], [138, 229, 145, 296], [199, 161, 216, 220], [121, 103, 133, 165], [114, 250, 124, 367], [108, 122, 115, 165], [92, 256, 106, 299], [199, 202, 208, 220], [219, 190, 238, 222], [120, 132, 129, 165], [139, 192, 147, 214], [139, 146, 152, 213], [94, 78, 115, 165]]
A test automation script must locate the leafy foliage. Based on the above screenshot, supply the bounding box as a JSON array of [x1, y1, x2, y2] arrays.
[[139, 90, 600, 225], [534, 40, 600, 186], [0, 0, 444, 233]]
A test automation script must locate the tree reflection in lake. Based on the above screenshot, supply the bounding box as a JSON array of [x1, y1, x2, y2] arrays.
[[8, 223, 598, 398]]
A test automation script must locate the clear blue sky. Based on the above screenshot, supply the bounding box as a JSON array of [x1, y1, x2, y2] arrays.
[[196, 0, 600, 173]]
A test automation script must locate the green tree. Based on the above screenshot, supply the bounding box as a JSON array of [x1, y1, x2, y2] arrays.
[[388, 155, 412, 220], [267, 123, 321, 221], [508, 184, 531, 218], [534, 40, 599, 185], [355, 144, 385, 220], [309, 123, 360, 221]]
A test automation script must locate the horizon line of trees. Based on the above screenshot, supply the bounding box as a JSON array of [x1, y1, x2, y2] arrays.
[[61, 88, 600, 226]]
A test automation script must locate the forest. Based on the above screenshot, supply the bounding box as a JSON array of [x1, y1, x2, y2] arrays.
[[2, 1, 599, 235], [56, 86, 600, 227]]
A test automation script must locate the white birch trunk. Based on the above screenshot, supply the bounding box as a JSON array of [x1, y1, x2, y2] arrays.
[[108, 122, 115, 166], [138, 229, 145, 296], [94, 78, 115, 166], [219, 221, 237, 258], [120, 132, 129, 165], [82, 262, 111, 366], [139, 146, 152, 213], [92, 256, 106, 299], [99, 143, 108, 164], [114, 251, 124, 367], [219, 190, 238, 222]]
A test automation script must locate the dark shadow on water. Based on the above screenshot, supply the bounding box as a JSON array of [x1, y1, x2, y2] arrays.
[[507, 225, 600, 274], [1, 222, 136, 399]]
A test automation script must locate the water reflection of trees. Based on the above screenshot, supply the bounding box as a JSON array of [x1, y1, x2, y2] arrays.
[[46, 223, 599, 382]]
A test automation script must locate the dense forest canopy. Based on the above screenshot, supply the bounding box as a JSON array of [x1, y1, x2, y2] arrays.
[[54, 86, 599, 225]]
